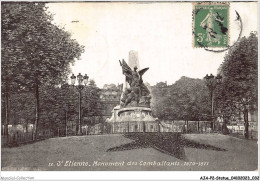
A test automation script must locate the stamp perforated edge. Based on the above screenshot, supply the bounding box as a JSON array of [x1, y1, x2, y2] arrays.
[[192, 1, 230, 49]]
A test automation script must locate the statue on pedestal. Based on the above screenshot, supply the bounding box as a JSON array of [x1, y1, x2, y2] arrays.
[[119, 59, 151, 108]]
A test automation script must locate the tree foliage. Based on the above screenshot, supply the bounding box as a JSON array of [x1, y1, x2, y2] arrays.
[[1, 2, 84, 137], [2, 2, 84, 90], [3, 80, 103, 135], [216, 33, 258, 138], [8, 92, 35, 125], [217, 33, 257, 107], [151, 77, 210, 121]]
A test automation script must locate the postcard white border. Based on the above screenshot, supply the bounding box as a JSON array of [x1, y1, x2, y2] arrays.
[[0, 0, 259, 181]]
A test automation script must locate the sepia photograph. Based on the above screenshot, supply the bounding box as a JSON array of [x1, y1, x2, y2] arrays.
[[1, 0, 258, 180]]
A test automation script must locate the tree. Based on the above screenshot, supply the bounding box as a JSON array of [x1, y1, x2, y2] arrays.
[[151, 82, 174, 120], [151, 77, 210, 122], [171, 77, 211, 121], [82, 80, 103, 126], [39, 85, 62, 135], [214, 86, 237, 134], [1, 2, 84, 139], [9, 92, 35, 126], [216, 33, 258, 139]]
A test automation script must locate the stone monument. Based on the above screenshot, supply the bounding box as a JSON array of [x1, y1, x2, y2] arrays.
[[106, 51, 158, 133]]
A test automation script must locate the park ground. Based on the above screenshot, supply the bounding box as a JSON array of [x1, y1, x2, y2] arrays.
[[1, 133, 258, 171]]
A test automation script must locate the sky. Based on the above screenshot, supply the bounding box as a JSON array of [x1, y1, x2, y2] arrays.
[[47, 2, 258, 88]]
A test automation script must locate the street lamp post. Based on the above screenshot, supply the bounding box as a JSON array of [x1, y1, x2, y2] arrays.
[[204, 73, 222, 131], [70, 73, 89, 136]]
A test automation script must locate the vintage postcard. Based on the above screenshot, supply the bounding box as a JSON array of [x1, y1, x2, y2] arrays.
[[1, 1, 258, 180]]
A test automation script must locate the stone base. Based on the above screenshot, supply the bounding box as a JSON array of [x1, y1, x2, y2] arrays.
[[109, 121, 159, 133], [106, 107, 158, 133], [117, 107, 155, 122]]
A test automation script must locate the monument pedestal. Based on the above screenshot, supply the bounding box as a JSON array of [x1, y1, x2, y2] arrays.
[[109, 107, 158, 133]]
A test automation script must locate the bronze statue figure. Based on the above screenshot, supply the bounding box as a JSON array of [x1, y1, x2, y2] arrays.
[[119, 59, 151, 108]]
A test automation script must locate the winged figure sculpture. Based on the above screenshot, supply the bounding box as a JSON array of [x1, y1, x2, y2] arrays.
[[119, 59, 151, 108]]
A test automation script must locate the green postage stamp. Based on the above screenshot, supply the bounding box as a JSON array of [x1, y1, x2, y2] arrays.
[[193, 2, 229, 48]]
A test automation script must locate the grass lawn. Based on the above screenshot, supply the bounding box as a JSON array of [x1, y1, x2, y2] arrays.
[[1, 133, 258, 171]]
